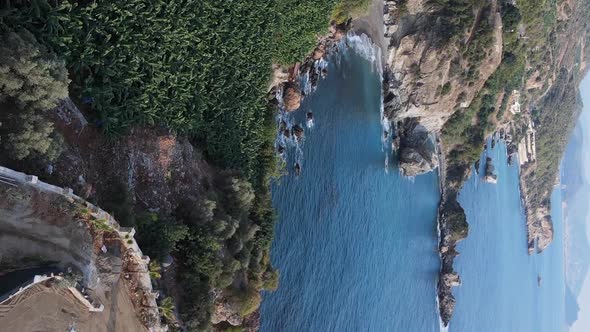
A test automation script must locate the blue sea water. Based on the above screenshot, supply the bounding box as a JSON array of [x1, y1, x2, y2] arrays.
[[260, 43, 441, 331], [452, 141, 565, 332], [260, 38, 566, 331]]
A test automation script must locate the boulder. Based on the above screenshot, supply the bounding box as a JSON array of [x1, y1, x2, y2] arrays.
[[312, 44, 325, 60], [484, 157, 497, 183], [441, 272, 462, 287], [438, 290, 456, 327], [292, 125, 304, 142], [211, 291, 243, 326], [283, 83, 301, 112], [397, 118, 439, 176]]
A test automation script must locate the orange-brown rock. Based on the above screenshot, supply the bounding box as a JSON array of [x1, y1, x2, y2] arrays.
[[313, 44, 325, 60], [283, 83, 301, 112]]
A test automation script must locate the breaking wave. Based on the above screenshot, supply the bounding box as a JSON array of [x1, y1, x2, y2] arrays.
[[275, 31, 388, 175]]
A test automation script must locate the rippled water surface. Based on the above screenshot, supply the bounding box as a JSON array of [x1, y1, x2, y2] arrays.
[[260, 42, 441, 332], [452, 141, 565, 332], [261, 38, 566, 332]]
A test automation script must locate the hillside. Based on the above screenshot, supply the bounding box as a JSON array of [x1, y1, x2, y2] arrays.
[[382, 0, 590, 325], [1, 0, 588, 329], [0, 0, 370, 330]]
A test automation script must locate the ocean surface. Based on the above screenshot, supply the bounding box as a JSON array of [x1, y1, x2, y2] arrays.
[[452, 141, 565, 332], [260, 37, 566, 331], [260, 39, 441, 332]]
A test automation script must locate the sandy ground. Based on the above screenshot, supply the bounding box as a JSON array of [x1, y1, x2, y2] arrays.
[[351, 0, 387, 61], [0, 279, 147, 332]]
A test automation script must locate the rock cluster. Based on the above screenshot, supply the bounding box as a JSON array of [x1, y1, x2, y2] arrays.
[[437, 195, 468, 327], [211, 291, 242, 326], [283, 82, 302, 112], [484, 157, 497, 183], [395, 118, 439, 176], [525, 206, 554, 254]]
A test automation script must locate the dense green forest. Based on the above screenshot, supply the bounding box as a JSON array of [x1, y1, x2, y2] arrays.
[[441, 0, 542, 180], [0, 29, 68, 161], [0, 0, 369, 330]]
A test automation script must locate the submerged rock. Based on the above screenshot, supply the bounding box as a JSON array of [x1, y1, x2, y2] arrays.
[[292, 124, 304, 143], [484, 157, 497, 184], [294, 162, 301, 176], [507, 143, 517, 165], [280, 120, 290, 138]]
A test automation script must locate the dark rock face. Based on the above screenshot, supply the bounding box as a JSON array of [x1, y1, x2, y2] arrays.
[[507, 143, 517, 165], [312, 44, 325, 60], [437, 193, 469, 327], [294, 162, 301, 176], [292, 124, 304, 142], [396, 118, 439, 176], [484, 156, 497, 183]]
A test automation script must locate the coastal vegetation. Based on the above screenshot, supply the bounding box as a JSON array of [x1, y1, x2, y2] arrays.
[[439, 0, 590, 258], [427, 0, 475, 44], [331, 0, 371, 24], [527, 70, 582, 206], [0, 0, 371, 330], [440, 0, 525, 173], [0, 30, 67, 162], [521, 0, 590, 209]]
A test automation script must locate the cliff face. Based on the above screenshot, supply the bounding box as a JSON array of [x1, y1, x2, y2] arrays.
[[516, 0, 590, 254], [383, 0, 502, 132], [521, 68, 585, 254], [0, 166, 161, 331], [381, 0, 590, 326]]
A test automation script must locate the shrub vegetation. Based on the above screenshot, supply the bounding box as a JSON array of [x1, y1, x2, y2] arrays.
[[0, 30, 67, 161], [0, 0, 368, 330]]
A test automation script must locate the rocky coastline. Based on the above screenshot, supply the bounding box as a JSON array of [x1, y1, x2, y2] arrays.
[[270, 0, 587, 327], [268, 22, 348, 108], [379, 0, 479, 324], [380, 0, 590, 326]]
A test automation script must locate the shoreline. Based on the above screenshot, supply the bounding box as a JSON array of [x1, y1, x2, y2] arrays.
[[350, 0, 387, 62]]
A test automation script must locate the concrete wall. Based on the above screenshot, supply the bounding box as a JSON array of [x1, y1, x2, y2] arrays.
[[0, 166, 160, 330]]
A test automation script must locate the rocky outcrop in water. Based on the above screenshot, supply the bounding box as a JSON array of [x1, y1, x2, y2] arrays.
[[283, 82, 302, 112], [484, 157, 497, 184], [292, 124, 304, 142], [395, 118, 438, 176], [437, 191, 468, 326]]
